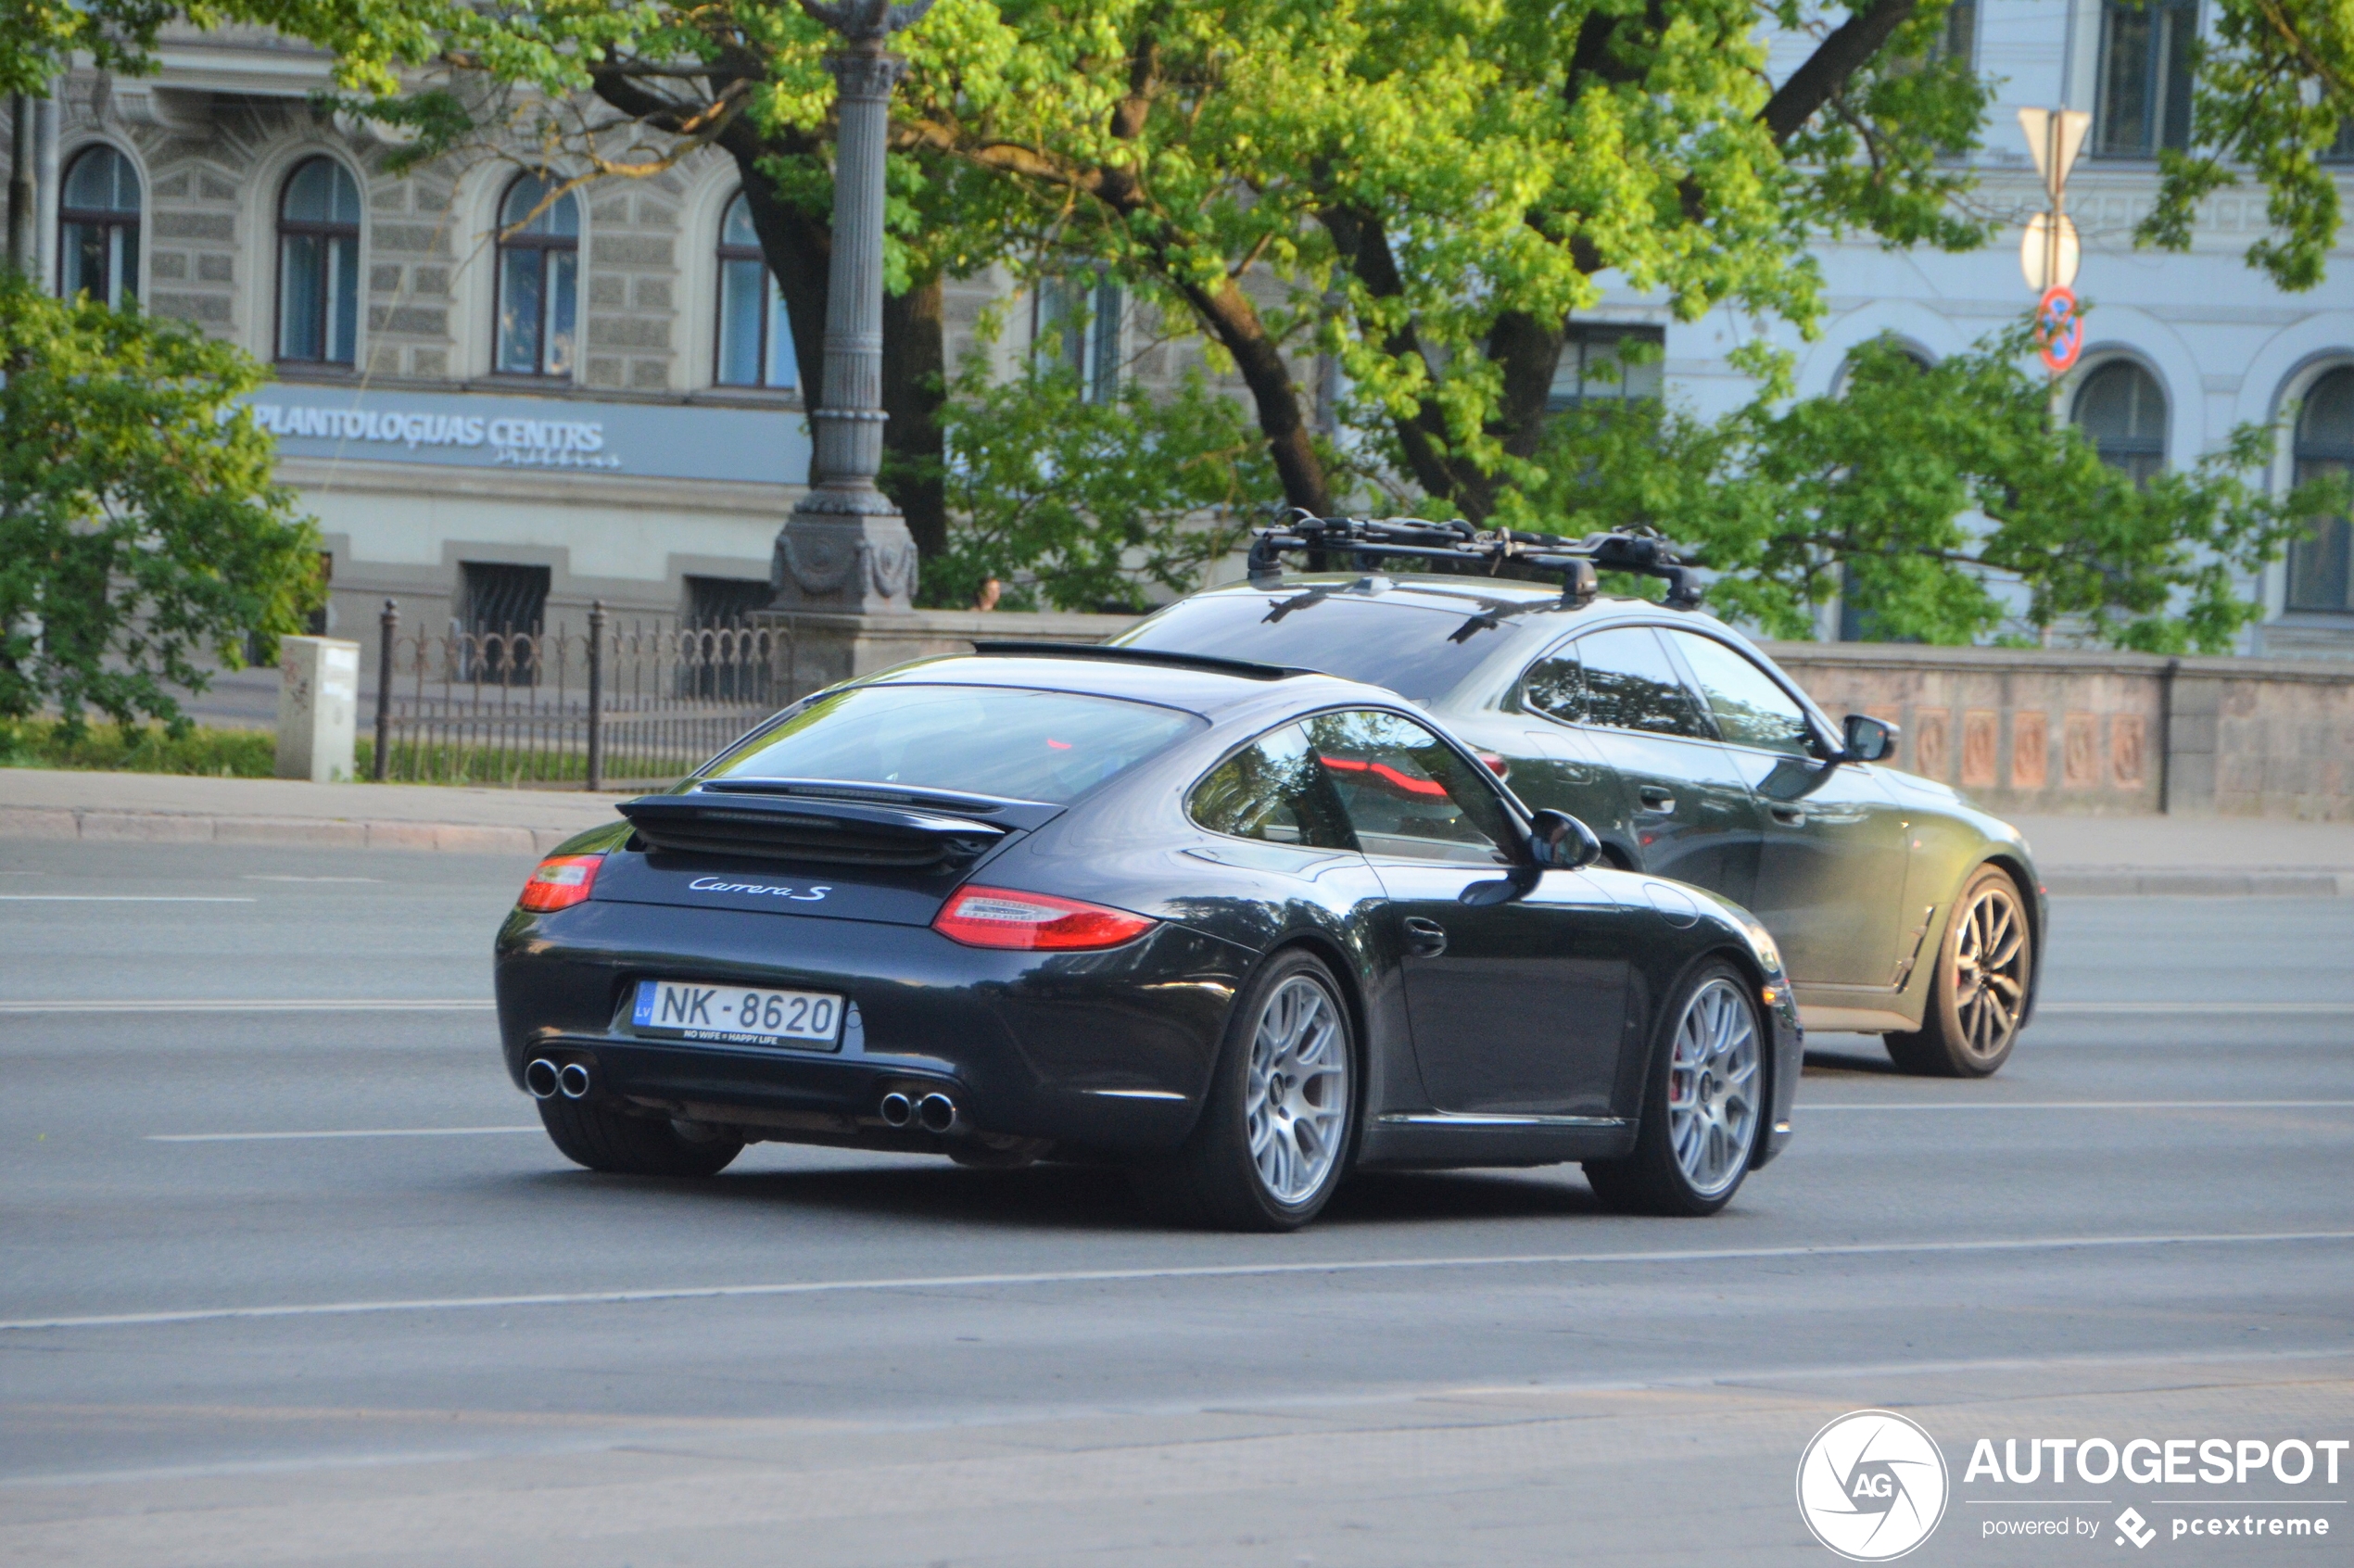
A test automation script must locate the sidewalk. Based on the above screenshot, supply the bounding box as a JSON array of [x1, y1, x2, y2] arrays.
[[2, 768, 2350, 891], [0, 768, 627, 855]]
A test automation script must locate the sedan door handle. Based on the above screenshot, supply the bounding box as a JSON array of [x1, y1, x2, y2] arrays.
[[1401, 917, 1449, 957], [1768, 803, 1805, 825], [1637, 786, 1676, 813]]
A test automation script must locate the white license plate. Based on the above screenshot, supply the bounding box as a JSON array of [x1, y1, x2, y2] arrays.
[[631, 979, 843, 1049]]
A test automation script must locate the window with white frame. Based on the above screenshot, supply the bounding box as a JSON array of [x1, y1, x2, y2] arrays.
[[714, 193, 796, 389], [2286, 368, 2354, 613], [1547, 323, 1664, 411], [277, 157, 361, 366], [1033, 272, 1122, 402], [494, 173, 580, 378], [2094, 0, 2198, 158]]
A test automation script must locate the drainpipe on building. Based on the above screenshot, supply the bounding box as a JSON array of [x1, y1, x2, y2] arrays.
[[32, 83, 57, 292], [7, 95, 34, 275]]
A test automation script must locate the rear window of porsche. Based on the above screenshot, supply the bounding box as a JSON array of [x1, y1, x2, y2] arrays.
[[705, 684, 1203, 803], [1118, 593, 1518, 702]]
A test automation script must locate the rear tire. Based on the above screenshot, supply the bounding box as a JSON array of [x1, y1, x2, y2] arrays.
[[1885, 866, 2031, 1078], [538, 1098, 743, 1178], [1134, 949, 1357, 1232], [1585, 959, 1764, 1218]]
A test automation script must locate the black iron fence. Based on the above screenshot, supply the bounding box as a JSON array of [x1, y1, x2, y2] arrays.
[[368, 601, 792, 790]]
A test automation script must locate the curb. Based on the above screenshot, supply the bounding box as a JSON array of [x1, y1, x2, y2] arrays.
[[5, 805, 2348, 892], [2041, 869, 2354, 898], [0, 805, 583, 855]]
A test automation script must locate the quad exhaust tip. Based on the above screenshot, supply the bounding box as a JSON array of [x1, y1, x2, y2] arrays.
[[557, 1062, 592, 1100], [878, 1091, 914, 1129], [917, 1092, 959, 1134]]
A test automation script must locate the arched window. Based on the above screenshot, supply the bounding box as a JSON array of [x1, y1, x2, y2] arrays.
[[494, 173, 579, 377], [276, 158, 361, 365], [715, 193, 795, 389], [2287, 368, 2354, 613], [2073, 360, 2169, 487], [59, 146, 141, 307]]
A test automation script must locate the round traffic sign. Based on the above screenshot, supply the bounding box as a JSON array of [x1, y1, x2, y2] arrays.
[[2035, 285, 2084, 374]]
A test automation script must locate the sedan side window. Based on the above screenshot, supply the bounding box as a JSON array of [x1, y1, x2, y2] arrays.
[[1521, 651, 1583, 722], [1562, 626, 1711, 740], [1665, 631, 1817, 757], [1188, 722, 1357, 849], [1300, 709, 1515, 866]]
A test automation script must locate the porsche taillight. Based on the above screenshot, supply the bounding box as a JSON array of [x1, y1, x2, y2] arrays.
[[931, 885, 1156, 951], [518, 854, 603, 913]]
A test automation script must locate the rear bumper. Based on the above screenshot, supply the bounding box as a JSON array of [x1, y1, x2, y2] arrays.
[[494, 901, 1247, 1152]]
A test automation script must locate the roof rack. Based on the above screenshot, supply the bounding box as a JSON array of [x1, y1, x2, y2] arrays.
[[1244, 514, 1705, 610], [968, 639, 1312, 681]]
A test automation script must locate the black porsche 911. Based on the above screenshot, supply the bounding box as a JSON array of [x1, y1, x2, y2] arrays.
[[496, 648, 1800, 1229], [1116, 517, 2047, 1079]]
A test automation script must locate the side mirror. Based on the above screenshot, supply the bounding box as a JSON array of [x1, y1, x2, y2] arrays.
[[1841, 713, 1899, 764], [1528, 808, 1602, 870]]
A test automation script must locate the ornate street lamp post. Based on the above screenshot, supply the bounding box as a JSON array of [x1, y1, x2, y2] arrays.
[[771, 0, 935, 613]]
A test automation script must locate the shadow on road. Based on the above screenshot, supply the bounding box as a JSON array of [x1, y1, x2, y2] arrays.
[[495, 1156, 1605, 1232]]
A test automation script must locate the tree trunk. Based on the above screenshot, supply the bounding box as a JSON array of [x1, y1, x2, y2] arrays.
[[880, 273, 947, 563], [1169, 271, 1330, 516], [723, 140, 832, 443]]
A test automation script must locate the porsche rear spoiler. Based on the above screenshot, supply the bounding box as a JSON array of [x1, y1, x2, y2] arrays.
[[617, 782, 1058, 868]]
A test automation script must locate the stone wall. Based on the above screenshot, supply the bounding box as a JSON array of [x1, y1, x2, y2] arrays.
[[1763, 644, 2354, 821], [776, 612, 2354, 822]]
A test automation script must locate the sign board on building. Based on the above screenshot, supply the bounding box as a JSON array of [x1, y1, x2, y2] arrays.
[[237, 384, 813, 487]]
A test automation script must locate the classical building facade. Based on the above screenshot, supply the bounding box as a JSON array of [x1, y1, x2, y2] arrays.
[[10, 3, 2354, 665]]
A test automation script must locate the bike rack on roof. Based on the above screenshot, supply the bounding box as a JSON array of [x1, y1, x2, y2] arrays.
[[1244, 513, 1705, 610]]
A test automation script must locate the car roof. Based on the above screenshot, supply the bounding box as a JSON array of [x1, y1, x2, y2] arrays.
[[1123, 572, 1750, 709], [854, 651, 1407, 723]]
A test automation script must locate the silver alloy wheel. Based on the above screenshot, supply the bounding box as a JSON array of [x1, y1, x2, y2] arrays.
[[1665, 977, 1761, 1198], [1245, 974, 1349, 1206], [1952, 880, 2029, 1063]]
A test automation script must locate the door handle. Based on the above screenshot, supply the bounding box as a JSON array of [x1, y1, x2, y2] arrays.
[[1769, 803, 1805, 826], [1402, 917, 1449, 956], [1637, 786, 1676, 813]]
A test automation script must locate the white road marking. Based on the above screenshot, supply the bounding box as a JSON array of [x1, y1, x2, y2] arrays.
[[6, 1229, 2349, 1334], [242, 876, 380, 884], [149, 1127, 538, 1143], [0, 895, 256, 903], [2037, 1001, 2354, 1014], [0, 999, 493, 1013], [1803, 1100, 2354, 1111]]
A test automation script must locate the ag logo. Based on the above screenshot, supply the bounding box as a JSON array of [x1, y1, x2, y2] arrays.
[[1796, 1410, 1950, 1561]]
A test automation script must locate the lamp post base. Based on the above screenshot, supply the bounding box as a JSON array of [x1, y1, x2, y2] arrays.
[[771, 505, 919, 613]]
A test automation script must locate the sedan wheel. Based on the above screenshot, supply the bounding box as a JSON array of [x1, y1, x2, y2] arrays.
[[1140, 950, 1356, 1231], [1887, 866, 2032, 1078], [1586, 959, 1764, 1217]]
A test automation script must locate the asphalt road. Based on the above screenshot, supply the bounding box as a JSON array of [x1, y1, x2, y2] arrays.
[[3, 839, 2349, 1567]]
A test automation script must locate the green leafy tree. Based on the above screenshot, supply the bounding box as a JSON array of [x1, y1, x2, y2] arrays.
[[0, 277, 323, 730], [2145, 0, 2354, 290], [1520, 327, 2350, 652], [929, 349, 1277, 613]]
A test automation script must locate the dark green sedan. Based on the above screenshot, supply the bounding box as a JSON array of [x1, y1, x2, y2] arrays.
[[1115, 526, 2044, 1077]]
